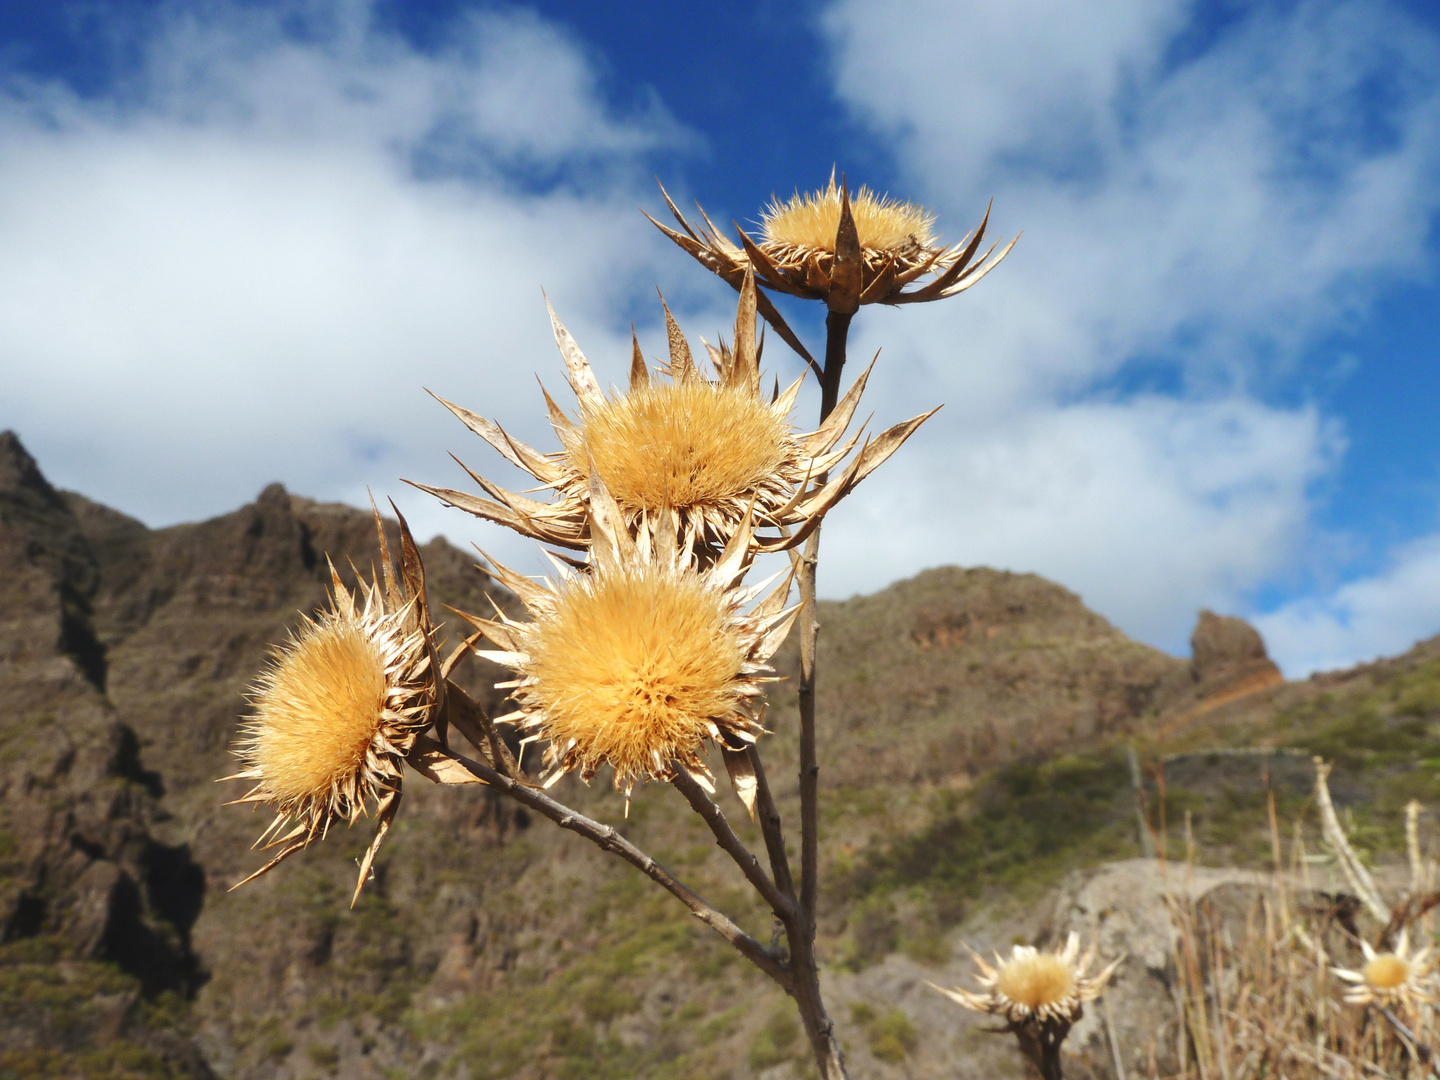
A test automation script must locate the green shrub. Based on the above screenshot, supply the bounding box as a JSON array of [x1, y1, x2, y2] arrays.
[[747, 1009, 799, 1071], [307, 1044, 340, 1068], [850, 1003, 917, 1063], [580, 981, 641, 1024], [866, 1011, 918, 1063], [851, 750, 1131, 905]]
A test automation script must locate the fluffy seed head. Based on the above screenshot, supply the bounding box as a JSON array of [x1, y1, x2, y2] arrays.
[[247, 620, 390, 806], [1365, 955, 1411, 991], [466, 485, 796, 798], [762, 183, 937, 256], [224, 539, 439, 904], [995, 952, 1079, 1014], [565, 382, 795, 516], [524, 565, 745, 788]]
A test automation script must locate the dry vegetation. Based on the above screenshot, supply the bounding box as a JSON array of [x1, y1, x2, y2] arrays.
[[1150, 768, 1440, 1080]]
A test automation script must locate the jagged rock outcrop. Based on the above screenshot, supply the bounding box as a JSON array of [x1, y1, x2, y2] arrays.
[[0, 430, 108, 696], [1, 431, 517, 1078], [1190, 609, 1283, 695]]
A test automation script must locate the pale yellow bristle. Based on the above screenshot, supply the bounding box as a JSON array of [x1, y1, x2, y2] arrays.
[[524, 566, 743, 784], [996, 954, 1077, 1011], [761, 184, 936, 254], [567, 382, 792, 514], [246, 622, 388, 803]]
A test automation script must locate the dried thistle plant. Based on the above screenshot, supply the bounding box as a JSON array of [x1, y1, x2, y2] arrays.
[[647, 169, 1016, 316], [221, 173, 1011, 1080], [930, 932, 1121, 1080], [456, 475, 796, 804], [1333, 931, 1438, 1013], [642, 174, 1011, 1078]]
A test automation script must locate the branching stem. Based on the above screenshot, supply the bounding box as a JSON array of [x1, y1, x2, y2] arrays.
[[773, 307, 856, 1078], [670, 768, 795, 922], [747, 745, 797, 902]]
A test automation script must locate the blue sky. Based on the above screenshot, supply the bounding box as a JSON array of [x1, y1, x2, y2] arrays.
[[1, 0, 1439, 676]]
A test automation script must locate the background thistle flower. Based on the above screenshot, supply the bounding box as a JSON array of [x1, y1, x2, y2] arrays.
[[932, 932, 1121, 1026], [647, 171, 1016, 314], [412, 274, 935, 562], [223, 510, 441, 905], [455, 475, 796, 803], [931, 932, 1121, 1080], [1334, 931, 1438, 1014]]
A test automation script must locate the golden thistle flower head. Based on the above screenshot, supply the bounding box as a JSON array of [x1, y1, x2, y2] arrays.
[[1334, 931, 1437, 1013], [930, 932, 1123, 1027], [457, 476, 796, 802], [413, 273, 935, 564], [223, 510, 441, 906], [646, 171, 1016, 313], [760, 180, 938, 267]]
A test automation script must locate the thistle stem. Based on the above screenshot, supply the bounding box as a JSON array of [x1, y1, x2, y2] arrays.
[[799, 311, 851, 925], [777, 307, 856, 1079], [747, 746, 797, 903], [691, 744, 846, 1077], [1014, 1019, 1069, 1080], [797, 533, 822, 927], [820, 311, 853, 419]]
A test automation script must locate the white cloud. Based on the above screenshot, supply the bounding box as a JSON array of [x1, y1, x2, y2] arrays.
[[0, 1, 720, 576], [826, 0, 1440, 397], [821, 0, 1440, 659], [821, 395, 1338, 648], [1256, 535, 1440, 676]]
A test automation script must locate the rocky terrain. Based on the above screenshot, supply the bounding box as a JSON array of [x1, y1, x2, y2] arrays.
[[3, 427, 1437, 1079]]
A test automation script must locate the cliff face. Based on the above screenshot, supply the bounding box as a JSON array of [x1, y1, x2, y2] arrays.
[[0, 431, 1303, 1079], [0, 431, 210, 1074], [0, 432, 518, 1076]]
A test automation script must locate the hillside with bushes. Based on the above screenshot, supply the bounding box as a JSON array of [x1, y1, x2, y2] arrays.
[[3, 428, 1436, 1079]]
